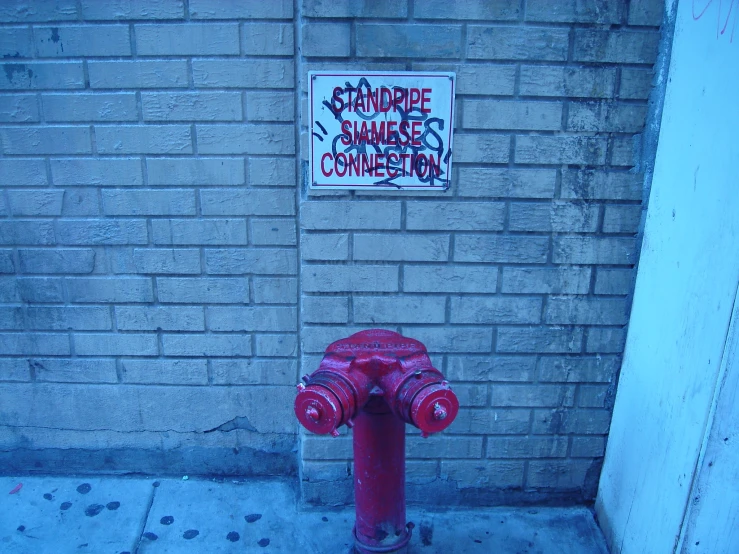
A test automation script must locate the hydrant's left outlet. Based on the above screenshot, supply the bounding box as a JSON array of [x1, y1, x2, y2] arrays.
[[294, 329, 459, 554]]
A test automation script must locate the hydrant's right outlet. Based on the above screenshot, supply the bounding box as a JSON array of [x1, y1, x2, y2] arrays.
[[294, 329, 459, 554]]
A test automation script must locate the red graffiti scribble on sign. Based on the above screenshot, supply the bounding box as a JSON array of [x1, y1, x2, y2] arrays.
[[693, 0, 738, 42]]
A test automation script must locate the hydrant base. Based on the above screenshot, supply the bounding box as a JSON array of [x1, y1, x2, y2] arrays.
[[353, 522, 413, 554]]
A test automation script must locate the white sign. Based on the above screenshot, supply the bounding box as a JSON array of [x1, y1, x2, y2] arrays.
[[309, 71, 455, 191]]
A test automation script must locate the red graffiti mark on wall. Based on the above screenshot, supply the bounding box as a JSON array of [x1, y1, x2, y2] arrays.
[[693, 0, 738, 42]]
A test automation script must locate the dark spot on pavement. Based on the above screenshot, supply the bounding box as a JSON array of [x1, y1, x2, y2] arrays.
[[17, 525, 25, 532], [85, 504, 104, 517], [183, 529, 199, 539], [77, 483, 91, 494], [160, 515, 174, 525], [107, 501, 120, 511], [153, 481, 160, 487], [44, 493, 54, 501], [420, 523, 433, 546], [245, 513, 262, 523], [258, 538, 270, 547], [321, 516, 328, 522], [61, 502, 72, 510], [474, 539, 482, 543], [78, 543, 88, 548], [143, 532, 158, 541], [227, 531, 240, 542]]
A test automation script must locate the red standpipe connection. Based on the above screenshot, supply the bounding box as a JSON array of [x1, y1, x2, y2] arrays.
[[294, 329, 459, 553]]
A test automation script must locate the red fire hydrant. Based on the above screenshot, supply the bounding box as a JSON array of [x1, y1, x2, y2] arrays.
[[295, 329, 459, 553]]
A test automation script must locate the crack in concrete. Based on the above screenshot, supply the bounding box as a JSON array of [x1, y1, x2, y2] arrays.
[[133, 483, 157, 554]]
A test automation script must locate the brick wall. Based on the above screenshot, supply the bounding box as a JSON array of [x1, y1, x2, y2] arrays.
[[0, 0, 664, 506], [297, 0, 662, 506]]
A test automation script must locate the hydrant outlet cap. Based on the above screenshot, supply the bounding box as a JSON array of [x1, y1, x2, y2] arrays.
[[410, 385, 459, 435], [294, 386, 343, 435]]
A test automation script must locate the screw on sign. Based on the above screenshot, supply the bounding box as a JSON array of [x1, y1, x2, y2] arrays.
[[294, 329, 460, 554]]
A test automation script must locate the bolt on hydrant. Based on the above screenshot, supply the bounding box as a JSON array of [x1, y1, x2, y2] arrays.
[[294, 329, 459, 553]]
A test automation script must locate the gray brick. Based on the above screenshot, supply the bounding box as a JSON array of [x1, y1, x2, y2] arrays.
[[67, 277, 153, 303], [205, 248, 296, 275], [131, 248, 201, 274], [415, 63, 516, 95], [574, 30, 660, 64], [7, 190, 63, 216], [569, 102, 648, 133], [553, 237, 636, 265], [603, 204, 641, 233], [527, 460, 593, 489], [451, 296, 542, 324], [450, 408, 531, 434], [253, 277, 297, 303], [211, 358, 297, 386], [1, 359, 28, 381], [190, 0, 292, 19], [255, 334, 297, 356], [586, 327, 626, 353], [200, 188, 295, 216], [509, 202, 599, 233], [525, 0, 620, 23], [89, 60, 188, 89], [303, 264, 398, 292], [579, 384, 608, 408], [441, 460, 524, 488], [407, 202, 505, 231], [357, 24, 462, 58], [197, 124, 294, 155], [455, 235, 549, 264], [62, 189, 100, 216], [620, 68, 653, 100], [0, 1, 77, 22], [42, 93, 137, 122], [354, 296, 446, 324], [539, 356, 619, 383], [301, 233, 349, 261], [487, 437, 569, 458], [0, 94, 38, 122], [301, 325, 373, 353], [51, 158, 143, 186], [142, 92, 242, 122], [74, 333, 157, 356], [0, 126, 90, 155], [416, 0, 518, 20], [246, 92, 294, 122], [0, 26, 33, 58], [561, 170, 642, 200], [354, 233, 449, 262], [0, 250, 13, 273], [96, 125, 192, 155], [147, 158, 244, 186], [467, 26, 569, 60], [0, 159, 47, 187], [157, 277, 249, 304], [532, 408, 610, 434], [81, 0, 184, 20], [208, 306, 296, 332], [452, 384, 488, 407], [249, 158, 295, 187], [18, 248, 94, 274], [31, 358, 117, 383], [457, 168, 556, 198], [302, 296, 348, 323], [628, 1, 663, 26], [502, 267, 591, 295], [121, 359, 207, 385], [408, 435, 484, 458], [403, 327, 492, 353], [447, 355, 537, 382], [25, 306, 111, 330], [497, 327, 583, 354], [302, 460, 352, 481], [454, 133, 510, 163], [162, 333, 251, 357], [57, 219, 147, 245], [34, 25, 131, 57], [251, 219, 297, 246], [0, 61, 84, 90], [594, 268, 632, 295], [303, 0, 406, 17], [611, 136, 636, 167], [404, 265, 498, 293], [0, 308, 23, 329], [546, 297, 628, 325], [571, 436, 606, 457], [17, 277, 64, 302], [116, 306, 204, 331], [301, 201, 401, 230], [302, 436, 351, 459], [243, 22, 293, 56], [0, 333, 70, 355], [192, 59, 294, 89], [0, 221, 55, 245], [0, 278, 20, 302], [464, 100, 562, 131], [152, 219, 246, 246], [516, 136, 607, 165], [135, 23, 238, 55], [520, 66, 616, 98], [102, 190, 196, 216]]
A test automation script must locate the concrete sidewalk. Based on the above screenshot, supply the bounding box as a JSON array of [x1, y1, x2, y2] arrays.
[[0, 476, 609, 553]]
